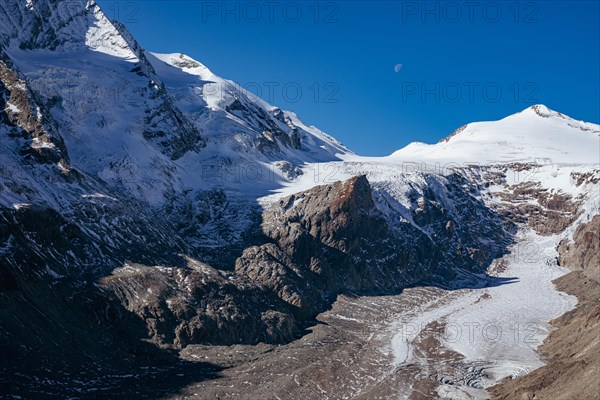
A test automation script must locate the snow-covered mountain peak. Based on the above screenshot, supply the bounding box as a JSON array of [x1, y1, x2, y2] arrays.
[[515, 104, 599, 131], [83, 1, 138, 60], [2, 0, 594, 212], [387, 105, 599, 165], [0, 0, 134, 59], [505, 104, 557, 119], [146, 50, 350, 163], [513, 104, 589, 123], [527, 104, 554, 117]]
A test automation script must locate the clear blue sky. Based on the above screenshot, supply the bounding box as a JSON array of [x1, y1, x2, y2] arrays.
[[98, 0, 600, 156]]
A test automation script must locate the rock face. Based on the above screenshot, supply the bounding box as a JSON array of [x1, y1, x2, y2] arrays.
[[0, 59, 69, 165], [100, 261, 298, 348], [557, 215, 600, 278], [236, 176, 394, 318], [100, 174, 514, 350], [491, 216, 600, 400]]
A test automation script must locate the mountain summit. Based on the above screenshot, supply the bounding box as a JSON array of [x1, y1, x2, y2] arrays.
[[389, 104, 599, 165], [0, 0, 349, 206]]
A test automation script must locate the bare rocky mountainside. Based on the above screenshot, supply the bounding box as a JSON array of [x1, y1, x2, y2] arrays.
[[0, 1, 599, 399]]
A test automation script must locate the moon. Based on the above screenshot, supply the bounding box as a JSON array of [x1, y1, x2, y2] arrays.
[[394, 64, 403, 73]]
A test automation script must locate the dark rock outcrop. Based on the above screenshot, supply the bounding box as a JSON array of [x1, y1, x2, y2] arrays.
[[557, 215, 600, 278], [102, 174, 514, 349], [0, 59, 69, 165]]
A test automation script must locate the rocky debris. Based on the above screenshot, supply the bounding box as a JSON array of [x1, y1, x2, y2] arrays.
[[491, 216, 600, 400], [531, 104, 554, 118], [571, 170, 600, 187], [510, 182, 581, 235], [478, 165, 583, 235]]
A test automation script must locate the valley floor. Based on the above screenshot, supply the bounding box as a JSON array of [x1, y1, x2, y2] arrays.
[[163, 227, 576, 400]]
